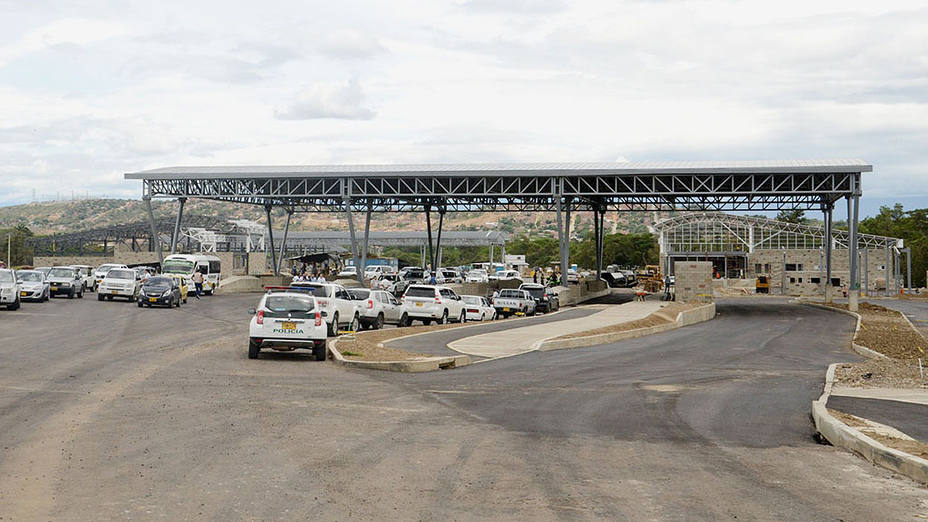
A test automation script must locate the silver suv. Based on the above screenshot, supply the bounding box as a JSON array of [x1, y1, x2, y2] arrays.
[[47, 266, 86, 299], [0, 269, 22, 310]]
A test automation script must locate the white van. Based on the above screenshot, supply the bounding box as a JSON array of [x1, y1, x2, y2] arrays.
[[162, 254, 221, 295]]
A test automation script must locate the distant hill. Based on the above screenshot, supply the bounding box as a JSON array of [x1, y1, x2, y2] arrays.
[[0, 198, 665, 238]]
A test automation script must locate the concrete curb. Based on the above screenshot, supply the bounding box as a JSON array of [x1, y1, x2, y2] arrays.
[[328, 338, 471, 373], [536, 302, 716, 352], [812, 363, 928, 486], [381, 306, 579, 348], [799, 301, 891, 360]]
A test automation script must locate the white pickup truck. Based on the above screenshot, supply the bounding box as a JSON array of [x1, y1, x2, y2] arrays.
[[492, 288, 536, 318]]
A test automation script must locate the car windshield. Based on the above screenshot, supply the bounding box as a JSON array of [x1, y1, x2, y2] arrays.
[[291, 283, 332, 297], [96, 265, 118, 274], [462, 296, 481, 305], [162, 260, 194, 274], [405, 286, 435, 298], [144, 276, 172, 288], [498, 290, 522, 298], [0, 271, 12, 282], [348, 289, 370, 300], [48, 267, 75, 278], [468, 270, 486, 276], [18, 271, 42, 282], [522, 287, 544, 298], [404, 269, 424, 278], [265, 295, 314, 312], [107, 269, 135, 280], [442, 271, 456, 277]]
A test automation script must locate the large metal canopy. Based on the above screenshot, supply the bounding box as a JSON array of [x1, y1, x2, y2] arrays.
[[125, 160, 872, 309], [126, 159, 871, 212]]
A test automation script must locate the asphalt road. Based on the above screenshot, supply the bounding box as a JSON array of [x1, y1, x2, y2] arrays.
[[1, 295, 926, 520], [828, 396, 928, 443]]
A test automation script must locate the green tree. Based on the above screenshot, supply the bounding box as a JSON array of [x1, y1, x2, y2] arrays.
[[776, 210, 806, 224], [859, 204, 927, 287]]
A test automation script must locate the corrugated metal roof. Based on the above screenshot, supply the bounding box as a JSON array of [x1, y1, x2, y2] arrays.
[[125, 160, 873, 180]]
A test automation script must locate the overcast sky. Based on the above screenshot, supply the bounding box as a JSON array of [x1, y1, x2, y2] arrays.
[[1, 0, 926, 216]]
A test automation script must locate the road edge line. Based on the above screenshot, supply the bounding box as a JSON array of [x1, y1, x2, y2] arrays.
[[812, 363, 928, 486]]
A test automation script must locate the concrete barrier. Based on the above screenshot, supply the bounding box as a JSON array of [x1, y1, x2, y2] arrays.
[[327, 338, 471, 372], [812, 363, 928, 485], [537, 302, 716, 351]]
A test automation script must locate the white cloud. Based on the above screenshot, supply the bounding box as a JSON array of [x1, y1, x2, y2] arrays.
[[317, 30, 385, 59], [0, 1, 926, 213], [274, 78, 376, 120]]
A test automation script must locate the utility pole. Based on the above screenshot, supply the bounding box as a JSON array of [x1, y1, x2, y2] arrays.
[[7, 233, 10, 267]]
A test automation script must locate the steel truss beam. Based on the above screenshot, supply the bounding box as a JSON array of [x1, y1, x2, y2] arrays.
[[142, 171, 859, 212]]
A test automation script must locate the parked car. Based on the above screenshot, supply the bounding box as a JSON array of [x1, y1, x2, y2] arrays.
[[290, 281, 360, 335], [566, 269, 580, 284], [137, 275, 183, 308], [620, 270, 637, 286], [0, 268, 21, 310], [248, 288, 327, 360], [364, 265, 393, 279], [93, 263, 128, 289], [461, 295, 496, 321], [493, 270, 523, 282], [519, 283, 559, 313], [97, 267, 141, 302], [134, 266, 156, 283], [465, 269, 489, 283], [47, 266, 86, 299], [395, 267, 426, 294], [337, 266, 358, 279], [15, 270, 49, 302], [372, 273, 401, 293], [401, 285, 466, 325], [71, 265, 96, 292], [166, 274, 189, 303], [492, 288, 536, 318], [437, 269, 462, 284], [348, 288, 408, 329]]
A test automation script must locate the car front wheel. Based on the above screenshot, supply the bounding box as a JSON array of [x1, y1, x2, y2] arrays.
[[458, 310, 466, 323], [399, 313, 409, 327], [349, 314, 360, 333], [374, 313, 384, 330]]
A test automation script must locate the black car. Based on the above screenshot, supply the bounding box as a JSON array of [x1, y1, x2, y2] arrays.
[[519, 283, 559, 313], [137, 276, 182, 308]]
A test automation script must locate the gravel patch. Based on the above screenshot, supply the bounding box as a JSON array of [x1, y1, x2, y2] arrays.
[[823, 302, 927, 359]]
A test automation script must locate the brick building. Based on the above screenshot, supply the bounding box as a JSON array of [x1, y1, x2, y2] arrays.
[[654, 213, 905, 296]]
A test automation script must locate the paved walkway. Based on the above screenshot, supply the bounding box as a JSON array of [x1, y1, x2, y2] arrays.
[[832, 385, 928, 406], [447, 300, 665, 358]]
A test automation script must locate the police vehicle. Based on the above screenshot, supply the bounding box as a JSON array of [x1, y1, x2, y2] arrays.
[[248, 287, 328, 360]]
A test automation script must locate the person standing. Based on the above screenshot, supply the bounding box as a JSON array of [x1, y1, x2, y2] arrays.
[[192, 269, 204, 299]]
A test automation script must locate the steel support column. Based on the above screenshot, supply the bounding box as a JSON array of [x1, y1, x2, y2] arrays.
[[344, 199, 359, 280], [905, 247, 912, 292], [434, 207, 445, 271], [886, 245, 892, 296], [171, 197, 186, 254], [360, 205, 372, 286], [848, 195, 860, 312], [563, 197, 572, 282], [824, 204, 833, 303], [863, 248, 869, 296], [265, 205, 278, 276], [555, 195, 565, 284], [424, 205, 433, 271], [143, 195, 163, 266], [276, 208, 292, 276]]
